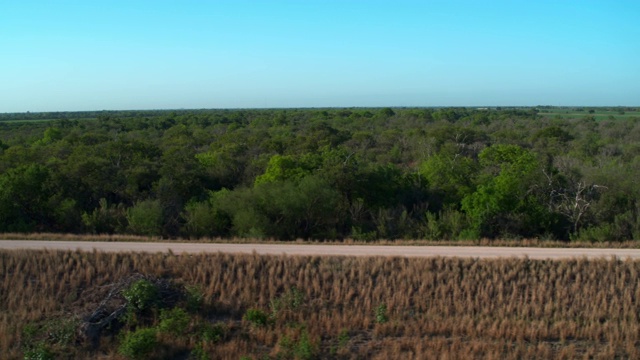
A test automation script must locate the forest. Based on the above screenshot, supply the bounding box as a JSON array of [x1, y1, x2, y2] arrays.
[[0, 107, 639, 241]]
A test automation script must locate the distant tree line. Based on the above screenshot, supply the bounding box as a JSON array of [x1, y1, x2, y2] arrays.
[[1, 107, 639, 241]]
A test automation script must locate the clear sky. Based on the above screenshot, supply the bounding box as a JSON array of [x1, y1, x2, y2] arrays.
[[1, 0, 639, 112]]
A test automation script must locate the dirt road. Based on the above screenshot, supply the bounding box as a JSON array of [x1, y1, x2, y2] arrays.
[[1, 240, 640, 259]]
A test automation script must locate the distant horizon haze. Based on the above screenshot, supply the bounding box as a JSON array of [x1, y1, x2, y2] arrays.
[[3, 104, 640, 115]]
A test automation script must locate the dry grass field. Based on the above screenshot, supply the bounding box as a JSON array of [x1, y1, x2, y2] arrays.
[[2, 250, 640, 359]]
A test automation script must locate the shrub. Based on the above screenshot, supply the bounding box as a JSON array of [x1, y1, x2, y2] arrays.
[[45, 317, 78, 346], [243, 308, 269, 327], [118, 328, 157, 360], [126, 199, 163, 236], [575, 224, 614, 243], [20, 320, 71, 360], [23, 342, 53, 360], [182, 201, 229, 239], [330, 329, 350, 355], [158, 307, 191, 336], [190, 344, 210, 360], [338, 328, 349, 347], [270, 286, 306, 319], [186, 285, 204, 312], [21, 323, 39, 347], [81, 198, 127, 234], [294, 330, 317, 360], [123, 279, 159, 312], [277, 329, 319, 360], [282, 287, 305, 310], [200, 322, 228, 343], [374, 304, 388, 324]]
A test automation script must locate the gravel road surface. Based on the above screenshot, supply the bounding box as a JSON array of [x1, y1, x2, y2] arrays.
[[1, 240, 640, 260]]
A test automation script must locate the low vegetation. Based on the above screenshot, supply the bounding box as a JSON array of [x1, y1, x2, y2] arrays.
[[3, 249, 640, 358]]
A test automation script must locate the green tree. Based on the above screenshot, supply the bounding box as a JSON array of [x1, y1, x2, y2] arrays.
[[0, 164, 54, 232], [285, 175, 341, 238], [126, 199, 163, 236], [420, 144, 478, 208], [181, 195, 231, 238], [462, 145, 549, 238], [254, 154, 319, 185], [215, 175, 341, 239], [196, 143, 247, 189]]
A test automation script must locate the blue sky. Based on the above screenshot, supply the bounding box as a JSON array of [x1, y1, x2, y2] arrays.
[[1, 0, 638, 112]]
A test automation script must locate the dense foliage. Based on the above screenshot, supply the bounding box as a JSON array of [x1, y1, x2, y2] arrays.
[[1, 107, 639, 241]]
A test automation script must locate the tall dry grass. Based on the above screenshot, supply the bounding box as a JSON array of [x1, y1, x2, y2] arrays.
[[2, 250, 640, 358]]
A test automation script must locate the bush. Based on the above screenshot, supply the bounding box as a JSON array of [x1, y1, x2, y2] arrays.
[[118, 328, 157, 360], [81, 198, 127, 234], [277, 329, 319, 360], [270, 286, 306, 318], [200, 322, 228, 343], [158, 307, 190, 336], [575, 224, 614, 243], [294, 330, 317, 360], [21, 319, 76, 359], [374, 304, 388, 324], [123, 279, 159, 312], [23, 342, 53, 360], [182, 201, 215, 239], [243, 308, 269, 327], [190, 344, 210, 360], [126, 199, 164, 236], [338, 328, 349, 348], [186, 285, 204, 312], [281, 287, 305, 310], [45, 317, 78, 346]]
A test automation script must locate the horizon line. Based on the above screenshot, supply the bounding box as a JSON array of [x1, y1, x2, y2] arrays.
[[2, 105, 639, 115]]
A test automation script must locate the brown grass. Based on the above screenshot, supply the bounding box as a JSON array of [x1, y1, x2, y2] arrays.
[[2, 250, 640, 359]]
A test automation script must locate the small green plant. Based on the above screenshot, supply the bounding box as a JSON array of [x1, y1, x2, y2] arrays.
[[21, 323, 40, 347], [269, 299, 280, 320], [190, 343, 210, 360], [158, 307, 191, 336], [21, 319, 75, 360], [330, 328, 350, 355], [374, 304, 388, 324], [243, 308, 269, 327], [23, 342, 53, 360], [200, 322, 228, 343], [270, 286, 306, 319], [118, 328, 158, 360], [186, 285, 205, 312], [282, 287, 305, 309], [294, 330, 317, 360], [277, 329, 318, 360], [44, 317, 78, 346], [338, 328, 349, 347], [278, 335, 293, 356], [123, 279, 159, 312]]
